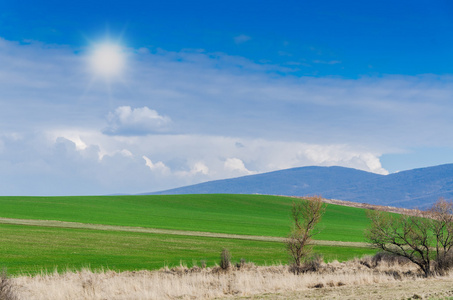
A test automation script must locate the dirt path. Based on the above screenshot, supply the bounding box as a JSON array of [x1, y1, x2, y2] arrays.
[[243, 277, 453, 299], [0, 217, 368, 248]]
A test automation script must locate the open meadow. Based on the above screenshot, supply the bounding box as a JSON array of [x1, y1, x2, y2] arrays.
[[0, 194, 378, 274], [4, 194, 439, 299], [0, 194, 370, 241], [0, 194, 384, 277]]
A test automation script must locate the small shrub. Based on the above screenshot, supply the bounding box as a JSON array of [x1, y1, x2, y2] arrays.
[[303, 254, 323, 272], [240, 258, 246, 267], [290, 254, 323, 274], [309, 283, 324, 289], [289, 263, 302, 275], [434, 250, 453, 275], [220, 248, 231, 270], [384, 270, 402, 280], [372, 252, 410, 267], [359, 256, 373, 268], [189, 266, 202, 273], [235, 258, 246, 269], [359, 252, 411, 270], [200, 260, 207, 269]]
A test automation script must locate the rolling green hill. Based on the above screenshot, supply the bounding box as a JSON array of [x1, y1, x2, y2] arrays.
[[0, 194, 371, 242], [0, 194, 379, 274], [0, 224, 377, 274]]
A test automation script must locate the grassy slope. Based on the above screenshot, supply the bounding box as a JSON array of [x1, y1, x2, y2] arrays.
[[0, 224, 377, 275], [0, 194, 370, 242]]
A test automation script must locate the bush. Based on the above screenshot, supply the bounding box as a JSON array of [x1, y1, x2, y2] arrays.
[[235, 258, 246, 269], [290, 254, 323, 274], [372, 252, 411, 266], [434, 250, 453, 275], [302, 254, 323, 273], [360, 252, 412, 269], [220, 248, 231, 270], [200, 260, 207, 269]]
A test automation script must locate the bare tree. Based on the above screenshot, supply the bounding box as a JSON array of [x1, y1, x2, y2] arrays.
[[427, 198, 453, 272], [366, 198, 453, 277], [286, 196, 325, 271]]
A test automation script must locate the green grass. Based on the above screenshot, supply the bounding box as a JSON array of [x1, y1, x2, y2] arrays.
[[0, 194, 378, 274], [0, 194, 371, 242], [0, 224, 378, 275]]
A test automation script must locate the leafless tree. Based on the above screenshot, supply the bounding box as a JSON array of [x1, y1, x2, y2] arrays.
[[286, 196, 325, 271], [366, 197, 453, 277], [427, 198, 453, 272]]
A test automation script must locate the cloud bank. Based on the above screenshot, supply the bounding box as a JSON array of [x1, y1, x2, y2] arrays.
[[0, 37, 452, 195], [104, 106, 172, 135]]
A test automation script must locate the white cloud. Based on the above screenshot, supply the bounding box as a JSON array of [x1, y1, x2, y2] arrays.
[[0, 127, 391, 195], [224, 158, 255, 175], [234, 34, 251, 44], [142, 155, 170, 174], [60, 134, 87, 151], [175, 161, 210, 178], [191, 162, 209, 175], [120, 149, 133, 157], [301, 145, 388, 175], [104, 106, 172, 135], [56, 131, 389, 188]]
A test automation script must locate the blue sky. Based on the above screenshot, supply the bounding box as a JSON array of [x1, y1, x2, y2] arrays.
[[0, 0, 453, 195]]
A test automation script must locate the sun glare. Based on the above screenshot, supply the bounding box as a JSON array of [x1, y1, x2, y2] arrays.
[[90, 43, 125, 77]]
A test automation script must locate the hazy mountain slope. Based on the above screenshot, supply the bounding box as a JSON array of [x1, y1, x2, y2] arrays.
[[150, 164, 453, 208], [150, 166, 382, 196], [327, 164, 453, 208]]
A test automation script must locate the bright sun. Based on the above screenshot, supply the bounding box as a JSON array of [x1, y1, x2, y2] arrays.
[[90, 43, 125, 77]]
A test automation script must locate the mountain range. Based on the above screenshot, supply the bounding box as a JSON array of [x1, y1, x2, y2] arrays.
[[150, 164, 453, 209]]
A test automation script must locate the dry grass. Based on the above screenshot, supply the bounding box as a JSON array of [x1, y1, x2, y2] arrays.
[[7, 257, 445, 300], [318, 197, 421, 216], [0, 268, 17, 300]]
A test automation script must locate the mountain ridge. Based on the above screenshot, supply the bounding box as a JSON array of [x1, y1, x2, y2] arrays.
[[149, 164, 453, 208]]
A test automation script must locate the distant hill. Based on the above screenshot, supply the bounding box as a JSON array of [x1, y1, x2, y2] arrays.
[[326, 164, 453, 208], [151, 166, 382, 196], [150, 164, 453, 208]]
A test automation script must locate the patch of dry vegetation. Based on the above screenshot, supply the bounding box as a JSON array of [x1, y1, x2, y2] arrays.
[[6, 255, 446, 300], [0, 269, 17, 300], [318, 197, 423, 217]]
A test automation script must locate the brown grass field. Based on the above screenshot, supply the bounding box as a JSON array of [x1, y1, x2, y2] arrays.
[[4, 257, 452, 300]]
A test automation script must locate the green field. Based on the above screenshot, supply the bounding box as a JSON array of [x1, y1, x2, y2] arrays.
[[0, 194, 370, 242], [0, 194, 378, 274], [0, 224, 377, 275]]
